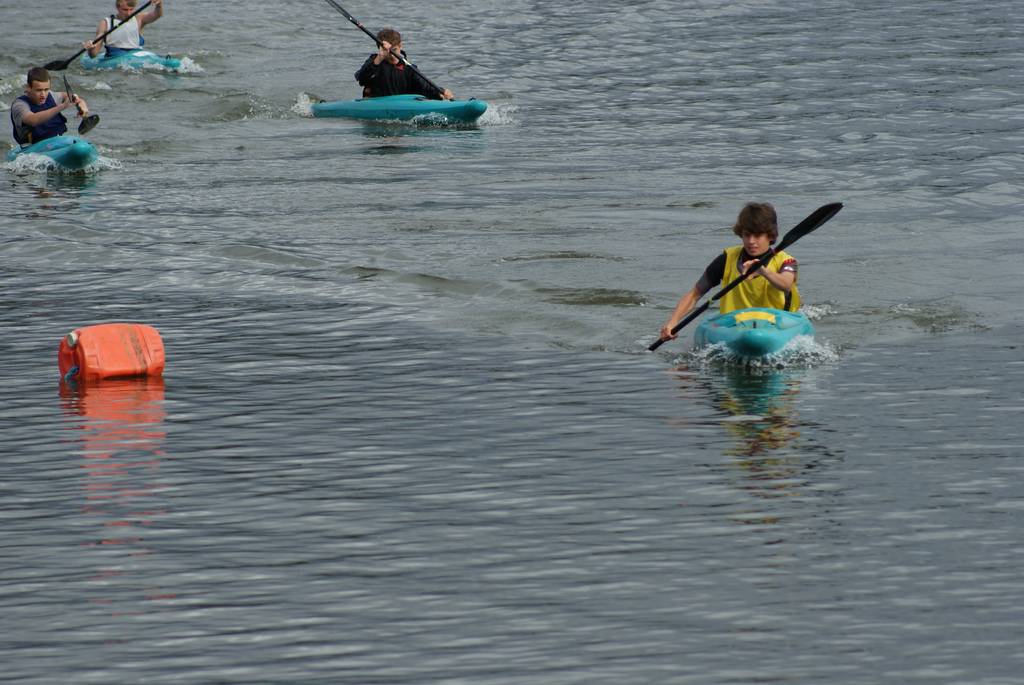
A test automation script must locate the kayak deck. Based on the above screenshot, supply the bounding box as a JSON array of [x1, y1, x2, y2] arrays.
[[80, 50, 183, 71], [311, 94, 487, 124], [694, 308, 814, 358]]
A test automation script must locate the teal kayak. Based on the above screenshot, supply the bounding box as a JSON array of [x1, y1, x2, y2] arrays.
[[6, 135, 99, 171], [311, 94, 487, 123], [694, 308, 814, 358], [81, 50, 183, 71]]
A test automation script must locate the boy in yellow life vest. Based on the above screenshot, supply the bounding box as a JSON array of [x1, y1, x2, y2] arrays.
[[657, 202, 800, 343]]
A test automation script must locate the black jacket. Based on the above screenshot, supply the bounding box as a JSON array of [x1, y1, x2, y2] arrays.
[[354, 53, 443, 100]]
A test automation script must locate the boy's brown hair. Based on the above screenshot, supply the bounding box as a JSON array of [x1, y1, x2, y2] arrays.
[[376, 28, 402, 46], [27, 66, 51, 87], [732, 202, 778, 242]]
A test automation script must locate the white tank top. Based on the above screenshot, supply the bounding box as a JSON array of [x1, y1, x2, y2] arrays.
[[104, 15, 142, 49]]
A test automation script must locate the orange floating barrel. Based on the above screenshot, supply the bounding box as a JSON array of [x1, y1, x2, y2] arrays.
[[58, 323, 165, 382]]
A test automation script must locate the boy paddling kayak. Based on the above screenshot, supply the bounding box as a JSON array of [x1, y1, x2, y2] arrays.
[[648, 202, 843, 353], [657, 202, 800, 344], [85, 0, 165, 59], [10, 67, 90, 146], [355, 27, 454, 101]]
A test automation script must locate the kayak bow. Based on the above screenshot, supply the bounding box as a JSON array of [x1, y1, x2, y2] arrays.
[[694, 308, 814, 358], [6, 134, 99, 171]]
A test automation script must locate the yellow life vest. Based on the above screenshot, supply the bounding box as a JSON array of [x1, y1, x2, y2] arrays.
[[719, 245, 800, 314]]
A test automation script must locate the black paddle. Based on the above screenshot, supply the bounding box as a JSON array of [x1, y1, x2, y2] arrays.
[[61, 74, 99, 135], [45, 0, 152, 71], [320, 0, 447, 96], [62, 75, 99, 135], [648, 202, 844, 352]]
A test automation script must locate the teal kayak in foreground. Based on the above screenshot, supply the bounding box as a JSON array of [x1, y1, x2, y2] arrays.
[[311, 94, 487, 123], [81, 50, 183, 71], [6, 135, 99, 171], [694, 308, 814, 358]]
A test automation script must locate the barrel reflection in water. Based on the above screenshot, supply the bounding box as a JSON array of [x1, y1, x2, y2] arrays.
[[60, 378, 172, 615]]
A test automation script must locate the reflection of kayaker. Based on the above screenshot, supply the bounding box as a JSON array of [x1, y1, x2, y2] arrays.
[[673, 363, 802, 458], [715, 367, 801, 458]]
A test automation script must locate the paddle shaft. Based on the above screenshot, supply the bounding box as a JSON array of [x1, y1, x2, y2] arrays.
[[648, 202, 843, 352], [319, 0, 445, 95], [45, 1, 153, 71], [61, 75, 83, 115]]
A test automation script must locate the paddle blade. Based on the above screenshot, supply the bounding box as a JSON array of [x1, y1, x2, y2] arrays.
[[775, 202, 843, 252], [78, 114, 100, 135], [44, 57, 73, 71]]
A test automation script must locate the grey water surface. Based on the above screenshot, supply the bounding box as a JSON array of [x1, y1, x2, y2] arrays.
[[2, 0, 1023, 682]]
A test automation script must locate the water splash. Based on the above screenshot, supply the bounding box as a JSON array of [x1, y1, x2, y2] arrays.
[[889, 301, 986, 333], [110, 55, 203, 74], [686, 334, 839, 370], [5, 153, 122, 175], [211, 93, 279, 122], [174, 57, 204, 74], [478, 101, 517, 126], [293, 92, 315, 117], [136, 55, 203, 74], [801, 303, 838, 320]]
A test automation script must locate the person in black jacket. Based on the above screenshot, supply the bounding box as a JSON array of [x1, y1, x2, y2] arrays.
[[354, 28, 454, 100]]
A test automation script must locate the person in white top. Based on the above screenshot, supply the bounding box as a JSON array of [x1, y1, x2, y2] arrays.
[[85, 0, 165, 58]]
